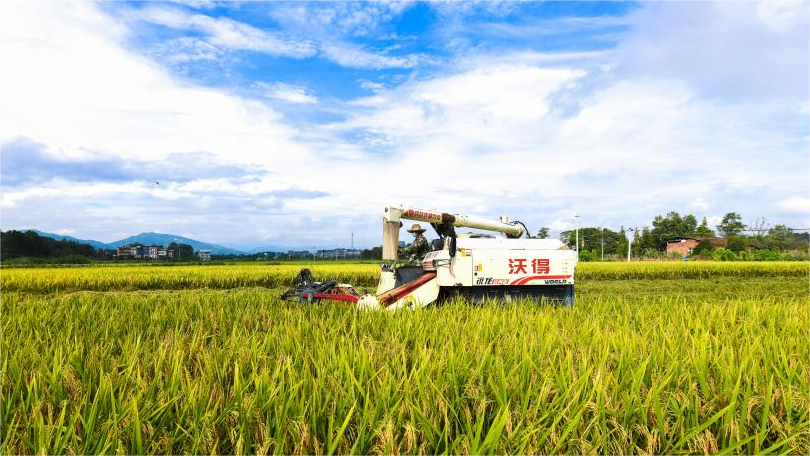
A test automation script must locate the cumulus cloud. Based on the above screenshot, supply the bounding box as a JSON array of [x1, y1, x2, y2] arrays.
[[2, 137, 135, 187], [342, 65, 584, 139], [326, 42, 807, 232], [0, 1, 310, 165], [0, 1, 328, 243], [0, 137, 268, 187]]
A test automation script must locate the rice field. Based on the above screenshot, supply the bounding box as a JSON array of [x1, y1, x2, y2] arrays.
[[1, 261, 806, 294], [2, 262, 808, 454]]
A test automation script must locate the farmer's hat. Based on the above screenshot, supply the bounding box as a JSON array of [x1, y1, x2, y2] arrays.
[[406, 223, 426, 233]]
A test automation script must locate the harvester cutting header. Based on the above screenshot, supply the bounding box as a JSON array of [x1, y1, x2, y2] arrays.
[[281, 205, 577, 309]]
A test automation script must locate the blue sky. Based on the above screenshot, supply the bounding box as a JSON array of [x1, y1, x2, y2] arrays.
[[0, 1, 808, 250]]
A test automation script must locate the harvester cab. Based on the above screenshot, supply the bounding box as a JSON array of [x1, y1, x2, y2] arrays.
[[281, 205, 577, 310]]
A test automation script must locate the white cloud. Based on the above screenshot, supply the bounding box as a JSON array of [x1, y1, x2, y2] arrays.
[[756, 2, 807, 31], [134, 5, 317, 58], [327, 46, 807, 232], [617, 1, 809, 100], [157, 36, 225, 63], [268, 1, 413, 37], [358, 79, 386, 92], [778, 197, 810, 215], [688, 198, 710, 212], [270, 0, 537, 35], [0, 1, 311, 166], [476, 15, 633, 39], [431, 1, 519, 18], [133, 4, 426, 70], [320, 42, 424, 69], [341, 65, 584, 142], [255, 82, 318, 104], [164, 0, 217, 9], [0, 1, 427, 246], [0, 0, 326, 243], [707, 216, 723, 228]]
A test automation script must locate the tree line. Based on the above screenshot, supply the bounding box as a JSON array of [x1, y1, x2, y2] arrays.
[[558, 212, 808, 260], [0, 230, 196, 263], [3, 211, 807, 264], [1, 230, 95, 261]]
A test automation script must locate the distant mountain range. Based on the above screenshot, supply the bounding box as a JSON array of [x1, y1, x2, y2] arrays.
[[26, 229, 357, 254], [30, 230, 110, 250], [29, 230, 244, 255]]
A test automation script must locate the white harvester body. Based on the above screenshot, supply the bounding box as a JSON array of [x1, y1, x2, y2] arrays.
[[282, 205, 578, 310], [361, 206, 578, 310], [425, 237, 576, 287]]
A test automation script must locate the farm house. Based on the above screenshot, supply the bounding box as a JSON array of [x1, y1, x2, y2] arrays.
[[666, 237, 726, 256]]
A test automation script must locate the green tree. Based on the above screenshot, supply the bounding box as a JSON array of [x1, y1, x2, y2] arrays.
[[695, 217, 715, 237], [0, 230, 95, 259], [360, 246, 382, 259], [682, 214, 698, 235], [726, 235, 746, 252], [639, 226, 657, 251], [712, 248, 738, 261], [178, 243, 194, 259], [168, 242, 194, 260], [650, 211, 700, 250], [579, 250, 596, 262], [535, 227, 550, 239], [766, 225, 792, 251], [559, 227, 625, 257], [651, 212, 683, 241], [717, 212, 745, 238]]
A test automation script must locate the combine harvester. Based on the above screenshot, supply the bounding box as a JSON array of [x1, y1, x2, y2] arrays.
[[281, 205, 577, 309]]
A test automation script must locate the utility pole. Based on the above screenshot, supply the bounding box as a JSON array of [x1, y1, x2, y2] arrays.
[[351, 232, 354, 250], [627, 227, 635, 262], [574, 213, 580, 260], [601, 227, 604, 261]]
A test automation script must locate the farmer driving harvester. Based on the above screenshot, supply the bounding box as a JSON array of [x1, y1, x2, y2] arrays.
[[400, 223, 429, 265]]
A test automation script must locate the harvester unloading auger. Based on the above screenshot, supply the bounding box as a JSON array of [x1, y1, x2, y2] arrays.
[[280, 205, 578, 309]]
